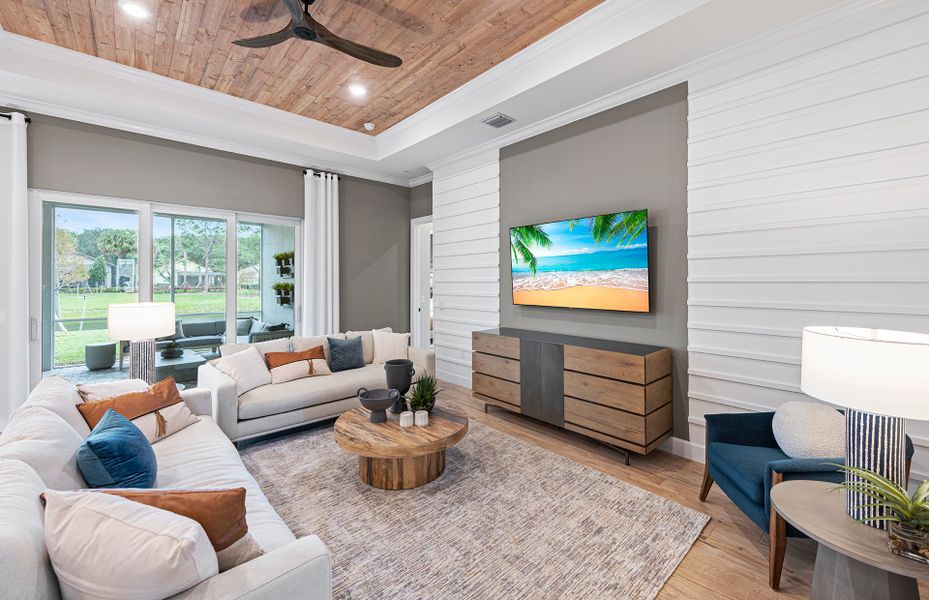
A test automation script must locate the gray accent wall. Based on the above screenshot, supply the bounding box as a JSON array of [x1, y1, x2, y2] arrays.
[[498, 83, 689, 438], [340, 175, 412, 333], [20, 112, 304, 218], [410, 181, 433, 218]]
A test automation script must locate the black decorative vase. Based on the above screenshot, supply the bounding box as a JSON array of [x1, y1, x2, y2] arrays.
[[160, 347, 183, 359], [384, 359, 415, 413]]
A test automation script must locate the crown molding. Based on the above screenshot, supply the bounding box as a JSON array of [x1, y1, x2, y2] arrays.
[[408, 173, 434, 187]]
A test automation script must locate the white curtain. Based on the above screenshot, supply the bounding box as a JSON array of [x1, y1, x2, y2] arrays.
[[0, 113, 29, 426], [301, 170, 340, 336]]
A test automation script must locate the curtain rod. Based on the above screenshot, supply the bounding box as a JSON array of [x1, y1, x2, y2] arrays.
[[0, 113, 32, 123], [303, 169, 340, 179]]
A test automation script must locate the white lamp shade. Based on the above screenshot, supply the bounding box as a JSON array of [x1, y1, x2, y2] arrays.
[[107, 303, 176, 341], [801, 326, 929, 420]]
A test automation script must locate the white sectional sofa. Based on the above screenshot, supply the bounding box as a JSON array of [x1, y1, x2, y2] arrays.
[[198, 331, 435, 443], [0, 376, 331, 600]]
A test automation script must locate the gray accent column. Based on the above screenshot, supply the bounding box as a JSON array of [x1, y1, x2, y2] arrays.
[[540, 342, 564, 427], [519, 339, 541, 421]]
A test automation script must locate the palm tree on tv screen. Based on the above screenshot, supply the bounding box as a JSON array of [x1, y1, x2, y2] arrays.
[[570, 209, 647, 248], [510, 225, 552, 276]]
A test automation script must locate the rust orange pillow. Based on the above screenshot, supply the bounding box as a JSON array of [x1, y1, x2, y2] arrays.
[[264, 346, 324, 370], [77, 377, 198, 443]]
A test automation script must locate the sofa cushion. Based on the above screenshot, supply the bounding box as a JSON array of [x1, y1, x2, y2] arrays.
[[708, 441, 790, 505], [220, 337, 290, 358], [0, 406, 86, 490], [77, 378, 148, 402], [772, 401, 845, 459], [328, 336, 364, 372], [236, 318, 254, 336], [238, 363, 386, 420], [18, 374, 90, 437], [0, 458, 60, 600], [291, 333, 345, 363], [77, 409, 158, 488], [152, 418, 295, 552], [44, 489, 217, 600], [346, 327, 392, 364]]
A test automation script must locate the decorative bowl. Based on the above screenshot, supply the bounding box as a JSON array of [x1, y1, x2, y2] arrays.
[[160, 347, 183, 359], [358, 387, 399, 423]]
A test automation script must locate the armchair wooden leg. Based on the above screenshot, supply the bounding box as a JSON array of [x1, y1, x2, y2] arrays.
[[769, 471, 786, 591], [699, 465, 714, 501]]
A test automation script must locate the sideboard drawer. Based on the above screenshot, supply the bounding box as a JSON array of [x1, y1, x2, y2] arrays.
[[564, 397, 672, 447], [563, 370, 645, 414], [473, 332, 520, 360], [472, 372, 520, 406], [563, 344, 646, 383], [473, 351, 520, 383]]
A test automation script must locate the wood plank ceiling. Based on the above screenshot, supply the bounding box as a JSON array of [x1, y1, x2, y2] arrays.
[[0, 0, 605, 133]]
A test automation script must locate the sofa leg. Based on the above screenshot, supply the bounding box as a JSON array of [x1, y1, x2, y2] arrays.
[[769, 472, 786, 590], [699, 465, 713, 501]]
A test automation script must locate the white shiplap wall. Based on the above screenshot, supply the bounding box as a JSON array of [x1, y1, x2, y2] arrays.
[[687, 1, 929, 476], [430, 150, 501, 387]]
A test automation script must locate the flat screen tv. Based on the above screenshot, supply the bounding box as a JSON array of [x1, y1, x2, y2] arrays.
[[509, 209, 649, 312]]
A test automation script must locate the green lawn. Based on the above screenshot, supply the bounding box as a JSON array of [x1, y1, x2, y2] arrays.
[[54, 290, 261, 366]]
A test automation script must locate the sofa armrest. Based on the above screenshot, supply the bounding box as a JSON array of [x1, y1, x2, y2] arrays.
[[170, 536, 331, 600], [408, 346, 435, 378], [764, 458, 845, 519], [704, 412, 779, 448], [197, 363, 238, 440], [179, 387, 213, 417]]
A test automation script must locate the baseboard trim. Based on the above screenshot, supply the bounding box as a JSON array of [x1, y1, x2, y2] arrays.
[[660, 436, 704, 464]]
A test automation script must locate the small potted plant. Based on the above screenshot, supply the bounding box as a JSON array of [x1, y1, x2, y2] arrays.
[[273, 282, 294, 305], [274, 251, 295, 277], [407, 374, 440, 413], [836, 465, 929, 563], [160, 340, 183, 359]]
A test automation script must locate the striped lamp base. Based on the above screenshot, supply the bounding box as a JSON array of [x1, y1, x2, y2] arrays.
[[845, 408, 907, 529], [128, 339, 157, 385]]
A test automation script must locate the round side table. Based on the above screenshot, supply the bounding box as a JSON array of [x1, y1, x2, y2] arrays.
[[770, 480, 929, 600]]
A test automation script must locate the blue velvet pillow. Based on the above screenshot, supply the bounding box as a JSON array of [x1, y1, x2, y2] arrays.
[[328, 336, 364, 372], [77, 409, 157, 488]]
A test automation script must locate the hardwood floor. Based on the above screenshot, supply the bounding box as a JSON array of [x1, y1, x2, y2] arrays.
[[439, 380, 928, 599]]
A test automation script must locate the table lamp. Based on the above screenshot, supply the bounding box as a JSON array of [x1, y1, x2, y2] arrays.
[[108, 302, 176, 384], [801, 326, 929, 528]]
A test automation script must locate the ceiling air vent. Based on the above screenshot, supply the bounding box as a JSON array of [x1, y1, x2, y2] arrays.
[[481, 112, 516, 129]]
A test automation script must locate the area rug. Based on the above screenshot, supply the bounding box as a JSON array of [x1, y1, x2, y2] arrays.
[[240, 420, 709, 600]]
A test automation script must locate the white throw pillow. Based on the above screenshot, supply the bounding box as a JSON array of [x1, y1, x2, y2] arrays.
[[77, 379, 148, 402], [346, 327, 392, 364], [219, 337, 290, 358], [43, 490, 218, 600], [310, 358, 332, 376], [270, 360, 312, 385], [214, 346, 272, 396], [772, 401, 845, 459], [372, 331, 410, 364], [0, 407, 86, 490]]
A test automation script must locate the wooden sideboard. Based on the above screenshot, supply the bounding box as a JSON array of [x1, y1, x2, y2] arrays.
[[472, 328, 672, 461]]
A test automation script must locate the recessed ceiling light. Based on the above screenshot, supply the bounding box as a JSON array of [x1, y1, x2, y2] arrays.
[[348, 84, 367, 97], [120, 1, 150, 18], [363, 122, 375, 131]]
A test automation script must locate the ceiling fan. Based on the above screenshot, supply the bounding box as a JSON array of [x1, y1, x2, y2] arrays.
[[233, 0, 402, 68]]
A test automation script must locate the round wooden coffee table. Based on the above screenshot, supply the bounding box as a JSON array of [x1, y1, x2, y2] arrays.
[[334, 406, 468, 490]]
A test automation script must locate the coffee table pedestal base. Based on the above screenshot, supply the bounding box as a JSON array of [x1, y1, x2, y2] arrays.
[[812, 544, 919, 600], [359, 450, 446, 490]]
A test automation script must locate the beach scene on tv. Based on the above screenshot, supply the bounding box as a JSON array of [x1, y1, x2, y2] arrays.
[[510, 209, 649, 312]]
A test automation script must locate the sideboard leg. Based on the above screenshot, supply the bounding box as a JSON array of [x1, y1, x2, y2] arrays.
[[484, 404, 489, 414]]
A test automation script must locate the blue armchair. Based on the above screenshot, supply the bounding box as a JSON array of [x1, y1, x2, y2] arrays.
[[699, 411, 913, 590]]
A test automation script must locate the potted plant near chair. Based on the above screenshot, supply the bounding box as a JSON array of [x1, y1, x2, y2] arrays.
[[160, 341, 183, 359], [274, 251, 295, 277], [407, 374, 440, 413], [836, 465, 929, 563], [273, 282, 294, 305]]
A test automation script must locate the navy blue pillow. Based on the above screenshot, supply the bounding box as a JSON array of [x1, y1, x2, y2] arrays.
[[77, 409, 157, 488], [328, 336, 364, 372]]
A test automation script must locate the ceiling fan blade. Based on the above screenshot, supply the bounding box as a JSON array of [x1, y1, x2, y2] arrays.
[[280, 0, 310, 25], [306, 13, 402, 68], [233, 23, 297, 48]]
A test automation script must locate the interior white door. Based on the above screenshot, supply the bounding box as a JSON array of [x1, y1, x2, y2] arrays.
[[410, 216, 433, 349]]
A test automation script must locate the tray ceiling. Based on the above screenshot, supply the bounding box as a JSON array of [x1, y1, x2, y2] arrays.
[[0, 0, 605, 133]]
